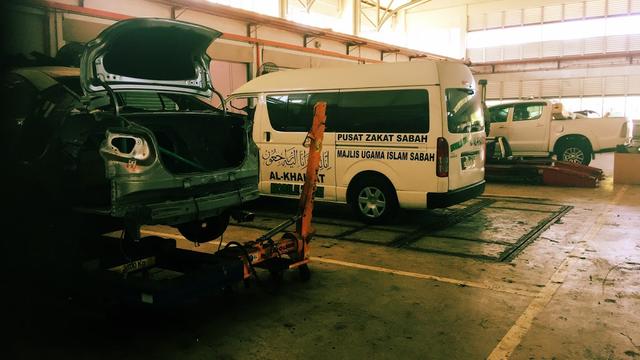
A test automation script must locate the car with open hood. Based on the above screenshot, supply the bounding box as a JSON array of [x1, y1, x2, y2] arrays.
[[4, 18, 259, 243]]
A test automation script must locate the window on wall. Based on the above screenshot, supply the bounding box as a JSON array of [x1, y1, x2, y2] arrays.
[[405, 27, 463, 59], [580, 97, 604, 116], [626, 96, 640, 120], [555, 96, 639, 119], [541, 18, 606, 42], [558, 97, 582, 113], [205, 0, 279, 16], [286, 0, 348, 33], [467, 14, 640, 50], [467, 25, 542, 49], [606, 15, 640, 36], [603, 97, 626, 117]]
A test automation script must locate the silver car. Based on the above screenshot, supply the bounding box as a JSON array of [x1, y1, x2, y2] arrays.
[[5, 18, 259, 243]]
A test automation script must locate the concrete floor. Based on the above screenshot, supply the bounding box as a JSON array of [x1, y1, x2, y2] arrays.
[[8, 153, 640, 359]]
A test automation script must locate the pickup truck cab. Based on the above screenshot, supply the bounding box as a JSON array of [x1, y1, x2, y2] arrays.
[[487, 100, 631, 165]]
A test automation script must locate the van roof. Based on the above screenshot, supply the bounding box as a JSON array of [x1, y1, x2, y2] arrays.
[[232, 60, 464, 95]]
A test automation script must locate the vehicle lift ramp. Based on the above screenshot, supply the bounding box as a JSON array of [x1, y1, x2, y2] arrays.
[[485, 136, 605, 187], [83, 102, 327, 307]]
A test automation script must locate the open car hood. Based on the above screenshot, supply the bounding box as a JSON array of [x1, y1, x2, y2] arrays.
[[80, 18, 221, 97]]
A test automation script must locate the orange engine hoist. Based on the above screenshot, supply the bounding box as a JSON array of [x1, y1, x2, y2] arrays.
[[216, 101, 327, 281], [85, 102, 327, 306]]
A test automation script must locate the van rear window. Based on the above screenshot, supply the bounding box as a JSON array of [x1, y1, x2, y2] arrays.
[[446, 88, 484, 133], [266, 89, 428, 133]]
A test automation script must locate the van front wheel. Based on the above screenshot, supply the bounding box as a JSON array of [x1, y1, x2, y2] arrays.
[[349, 177, 398, 224]]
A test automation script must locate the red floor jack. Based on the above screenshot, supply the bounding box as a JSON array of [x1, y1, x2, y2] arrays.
[[84, 102, 327, 306], [485, 136, 605, 187]]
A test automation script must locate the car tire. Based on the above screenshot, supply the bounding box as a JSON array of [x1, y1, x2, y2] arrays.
[[177, 213, 230, 243], [348, 176, 398, 224], [557, 141, 591, 165]]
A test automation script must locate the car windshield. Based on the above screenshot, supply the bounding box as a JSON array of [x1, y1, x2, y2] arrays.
[[446, 88, 484, 133]]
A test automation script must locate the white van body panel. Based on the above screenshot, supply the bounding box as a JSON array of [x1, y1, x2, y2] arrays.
[[436, 62, 486, 191], [335, 158, 401, 200], [233, 62, 440, 96], [253, 93, 337, 201], [231, 61, 485, 215]]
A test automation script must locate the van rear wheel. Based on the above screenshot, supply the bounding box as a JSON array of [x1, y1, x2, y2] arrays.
[[349, 176, 398, 224]]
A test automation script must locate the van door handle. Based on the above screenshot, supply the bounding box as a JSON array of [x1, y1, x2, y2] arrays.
[[264, 131, 271, 142], [496, 125, 506, 129]]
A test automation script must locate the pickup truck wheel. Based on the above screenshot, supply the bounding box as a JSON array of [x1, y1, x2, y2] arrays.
[[557, 142, 591, 165], [349, 176, 398, 224], [178, 213, 230, 243]]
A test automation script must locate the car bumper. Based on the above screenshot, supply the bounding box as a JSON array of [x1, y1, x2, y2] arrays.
[[106, 178, 259, 225], [426, 181, 485, 209], [140, 186, 259, 225]]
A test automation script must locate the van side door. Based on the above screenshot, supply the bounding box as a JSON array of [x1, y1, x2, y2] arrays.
[[259, 93, 337, 201], [333, 89, 431, 207]]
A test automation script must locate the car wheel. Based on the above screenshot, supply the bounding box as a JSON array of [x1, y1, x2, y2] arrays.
[[557, 141, 591, 165], [349, 176, 398, 224], [178, 213, 230, 243]]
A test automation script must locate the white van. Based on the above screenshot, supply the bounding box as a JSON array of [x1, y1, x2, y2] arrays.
[[228, 61, 486, 223]]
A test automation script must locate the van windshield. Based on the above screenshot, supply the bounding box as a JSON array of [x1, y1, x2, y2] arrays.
[[446, 88, 484, 134]]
